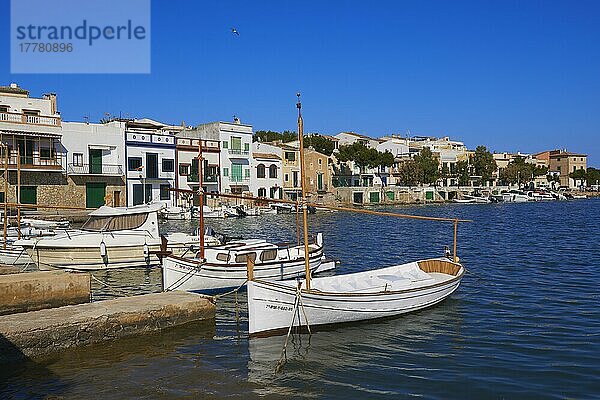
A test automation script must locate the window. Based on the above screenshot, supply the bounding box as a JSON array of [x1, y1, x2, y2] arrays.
[[557, 166, 561, 171], [23, 109, 40, 116], [160, 184, 171, 200], [257, 164, 266, 178], [128, 157, 142, 171], [222, 141, 228, 149], [269, 164, 277, 178], [73, 153, 84, 166], [284, 173, 289, 182], [270, 187, 279, 198], [244, 143, 250, 152], [245, 168, 250, 178], [223, 167, 229, 177], [0, 192, 4, 203], [285, 152, 296, 161], [0, 105, 8, 113], [162, 158, 174, 172], [235, 252, 256, 264], [573, 166, 576, 172], [231, 137, 242, 151], [40, 147, 54, 159], [258, 188, 266, 197], [216, 253, 230, 262], [82, 213, 148, 232], [179, 164, 190, 175], [260, 249, 277, 262], [318, 159, 322, 165]]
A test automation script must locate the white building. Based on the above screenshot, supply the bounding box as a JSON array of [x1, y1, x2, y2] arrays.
[[251, 142, 283, 199], [175, 127, 221, 206], [125, 119, 178, 207], [335, 131, 381, 149], [61, 120, 127, 207], [376, 137, 410, 157], [196, 120, 253, 194]]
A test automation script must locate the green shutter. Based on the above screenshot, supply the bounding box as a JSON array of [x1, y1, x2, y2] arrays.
[[369, 192, 380, 203], [20, 186, 37, 205], [89, 149, 102, 174]]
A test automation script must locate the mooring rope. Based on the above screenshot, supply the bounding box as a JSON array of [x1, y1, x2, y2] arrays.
[[213, 279, 248, 301], [275, 285, 301, 374], [90, 274, 131, 297]]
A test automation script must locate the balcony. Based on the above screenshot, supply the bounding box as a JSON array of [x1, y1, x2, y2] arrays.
[[187, 174, 218, 183], [4, 155, 64, 171], [230, 176, 250, 183], [228, 148, 249, 156], [67, 163, 124, 176], [0, 112, 61, 127]]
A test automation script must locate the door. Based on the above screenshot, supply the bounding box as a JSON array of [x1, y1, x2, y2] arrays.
[[20, 186, 37, 205], [231, 163, 242, 182], [86, 182, 106, 208], [133, 184, 144, 206], [146, 153, 158, 179], [317, 173, 324, 191], [369, 191, 380, 203], [89, 149, 102, 174], [353, 192, 363, 204], [145, 184, 153, 203], [113, 191, 121, 207]]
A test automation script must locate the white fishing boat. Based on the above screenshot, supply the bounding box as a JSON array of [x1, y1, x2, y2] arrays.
[[159, 206, 192, 220], [162, 233, 331, 293], [247, 258, 464, 336], [0, 241, 33, 266], [453, 194, 491, 204], [505, 190, 529, 203], [163, 229, 222, 257], [246, 94, 467, 337], [15, 203, 166, 271]]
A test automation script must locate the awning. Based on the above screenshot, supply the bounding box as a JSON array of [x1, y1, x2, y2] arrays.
[[0, 129, 61, 138], [88, 144, 115, 150]]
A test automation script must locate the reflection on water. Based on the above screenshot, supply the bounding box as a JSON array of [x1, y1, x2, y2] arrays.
[[4, 200, 600, 399]]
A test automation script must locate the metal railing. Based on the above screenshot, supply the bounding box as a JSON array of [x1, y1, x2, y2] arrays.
[[0, 112, 61, 126], [230, 176, 250, 183], [228, 148, 249, 156], [187, 174, 218, 183], [67, 163, 124, 175]]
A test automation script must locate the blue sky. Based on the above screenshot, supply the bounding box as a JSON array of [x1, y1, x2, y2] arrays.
[[1, 0, 599, 165]]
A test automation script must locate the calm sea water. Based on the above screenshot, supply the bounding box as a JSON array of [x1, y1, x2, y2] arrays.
[[2, 199, 600, 399]]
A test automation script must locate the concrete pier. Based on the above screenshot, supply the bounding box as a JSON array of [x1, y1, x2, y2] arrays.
[[0, 271, 91, 316], [0, 291, 215, 363]]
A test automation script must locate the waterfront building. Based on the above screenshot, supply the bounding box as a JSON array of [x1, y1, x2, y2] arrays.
[[304, 148, 332, 200], [251, 142, 283, 199], [0, 84, 66, 206], [61, 121, 127, 208], [125, 119, 178, 207], [196, 119, 253, 194], [280, 143, 301, 200], [545, 150, 587, 189], [334, 131, 381, 149], [174, 127, 221, 206]]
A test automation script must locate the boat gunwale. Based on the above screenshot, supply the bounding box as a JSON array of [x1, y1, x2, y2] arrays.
[[249, 258, 465, 297]]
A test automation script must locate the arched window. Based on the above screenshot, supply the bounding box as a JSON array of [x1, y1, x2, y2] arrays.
[[269, 164, 277, 179], [258, 188, 267, 197], [257, 164, 266, 178]]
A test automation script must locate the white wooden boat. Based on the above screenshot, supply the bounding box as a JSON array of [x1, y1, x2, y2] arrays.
[[162, 233, 327, 293], [0, 242, 33, 265], [246, 94, 467, 338], [15, 203, 165, 271], [247, 258, 464, 336], [163, 231, 222, 257]]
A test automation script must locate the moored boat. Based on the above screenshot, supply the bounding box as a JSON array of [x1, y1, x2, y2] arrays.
[[15, 203, 165, 271], [162, 233, 327, 293], [248, 258, 464, 336]]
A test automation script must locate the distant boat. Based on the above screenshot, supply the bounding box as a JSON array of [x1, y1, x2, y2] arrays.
[[159, 206, 192, 220], [453, 194, 491, 204]]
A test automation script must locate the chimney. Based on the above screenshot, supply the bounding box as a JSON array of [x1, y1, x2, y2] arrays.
[[44, 93, 58, 115]]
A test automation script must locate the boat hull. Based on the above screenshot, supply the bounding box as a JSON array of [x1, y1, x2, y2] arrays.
[[247, 259, 464, 336], [162, 248, 325, 292], [27, 244, 162, 271]]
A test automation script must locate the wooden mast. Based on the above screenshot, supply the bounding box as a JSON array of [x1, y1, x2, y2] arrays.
[[296, 93, 312, 290], [17, 148, 21, 239], [2, 144, 8, 249], [198, 135, 205, 259]]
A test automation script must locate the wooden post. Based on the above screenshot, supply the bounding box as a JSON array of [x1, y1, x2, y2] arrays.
[[17, 148, 21, 239], [296, 93, 311, 291], [198, 139, 205, 259], [246, 256, 254, 281], [453, 219, 458, 263]]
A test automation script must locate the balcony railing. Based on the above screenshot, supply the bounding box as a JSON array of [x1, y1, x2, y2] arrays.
[[4, 154, 63, 170], [230, 176, 250, 183], [187, 174, 218, 183], [228, 148, 249, 156], [0, 112, 61, 127], [67, 163, 124, 175]]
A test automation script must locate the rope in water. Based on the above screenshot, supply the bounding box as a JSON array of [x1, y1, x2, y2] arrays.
[[90, 274, 131, 297], [275, 283, 311, 373]]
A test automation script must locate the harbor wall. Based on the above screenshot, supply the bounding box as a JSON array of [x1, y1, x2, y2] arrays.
[[0, 271, 91, 315], [0, 291, 215, 363]]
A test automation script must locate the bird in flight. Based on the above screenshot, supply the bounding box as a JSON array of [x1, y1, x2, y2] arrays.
[[231, 28, 240, 36]]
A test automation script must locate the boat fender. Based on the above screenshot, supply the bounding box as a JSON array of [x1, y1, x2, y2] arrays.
[[100, 241, 108, 263], [143, 243, 150, 262], [316, 232, 323, 247]]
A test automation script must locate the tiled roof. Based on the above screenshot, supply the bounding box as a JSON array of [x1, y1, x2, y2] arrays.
[[252, 152, 281, 160]]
